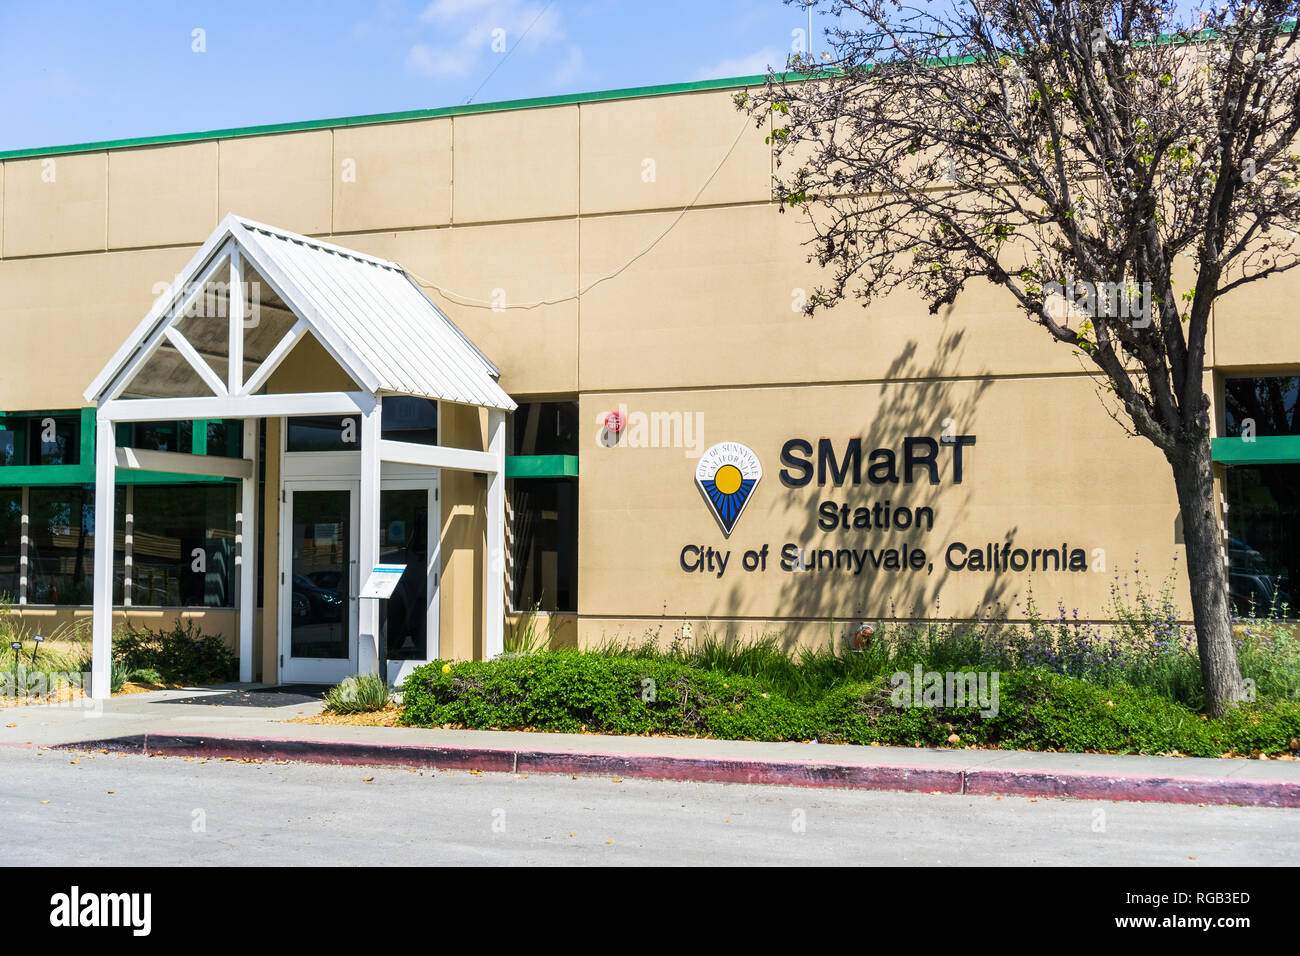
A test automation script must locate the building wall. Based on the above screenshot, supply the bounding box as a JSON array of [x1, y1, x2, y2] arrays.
[[0, 79, 1287, 656]]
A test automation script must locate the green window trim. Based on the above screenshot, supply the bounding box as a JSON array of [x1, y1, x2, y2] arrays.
[[1212, 436, 1300, 466], [505, 454, 579, 479], [0, 408, 95, 484], [0, 408, 235, 486]]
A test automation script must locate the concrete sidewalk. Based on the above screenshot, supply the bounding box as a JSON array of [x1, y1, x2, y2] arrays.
[[2, 685, 1299, 807]]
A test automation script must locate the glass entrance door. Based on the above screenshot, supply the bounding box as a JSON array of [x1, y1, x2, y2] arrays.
[[379, 480, 440, 684], [281, 483, 358, 683]]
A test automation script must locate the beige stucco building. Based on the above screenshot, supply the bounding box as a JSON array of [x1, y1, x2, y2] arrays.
[[0, 74, 1295, 684]]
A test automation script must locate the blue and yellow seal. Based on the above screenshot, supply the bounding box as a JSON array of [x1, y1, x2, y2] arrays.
[[695, 442, 762, 535]]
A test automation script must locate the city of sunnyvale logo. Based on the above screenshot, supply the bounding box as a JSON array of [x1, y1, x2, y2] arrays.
[[695, 441, 762, 536]]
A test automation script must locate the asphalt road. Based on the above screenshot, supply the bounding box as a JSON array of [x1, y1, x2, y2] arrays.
[[3, 746, 1299, 865]]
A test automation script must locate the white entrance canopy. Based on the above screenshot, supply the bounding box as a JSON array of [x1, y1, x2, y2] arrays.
[[83, 214, 517, 698]]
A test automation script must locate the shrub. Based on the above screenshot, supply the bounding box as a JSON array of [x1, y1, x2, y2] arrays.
[[323, 673, 392, 714], [113, 620, 235, 685], [584, 566, 1300, 711], [399, 652, 1300, 756]]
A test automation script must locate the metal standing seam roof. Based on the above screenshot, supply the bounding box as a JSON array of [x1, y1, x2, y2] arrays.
[[87, 213, 517, 412]]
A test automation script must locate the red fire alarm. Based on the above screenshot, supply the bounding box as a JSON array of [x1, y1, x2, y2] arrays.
[[604, 411, 625, 433]]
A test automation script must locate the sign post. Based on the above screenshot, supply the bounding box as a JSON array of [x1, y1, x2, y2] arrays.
[[357, 564, 407, 683]]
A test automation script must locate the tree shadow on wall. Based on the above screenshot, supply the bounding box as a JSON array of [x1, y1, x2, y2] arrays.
[[710, 318, 1018, 652]]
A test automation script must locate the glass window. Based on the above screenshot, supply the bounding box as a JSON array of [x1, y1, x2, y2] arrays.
[[0, 423, 25, 466], [28, 416, 80, 465], [113, 420, 244, 457], [286, 416, 361, 452], [508, 478, 578, 613], [0, 414, 83, 467], [205, 420, 243, 458], [27, 486, 95, 605], [511, 402, 578, 456], [117, 420, 193, 453], [381, 396, 438, 446], [286, 400, 439, 452], [0, 489, 20, 601], [380, 489, 429, 660], [1226, 464, 1298, 616], [130, 484, 237, 607], [1225, 376, 1300, 437]]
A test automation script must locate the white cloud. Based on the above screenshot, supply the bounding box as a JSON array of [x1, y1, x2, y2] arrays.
[[693, 45, 788, 82], [47, 68, 90, 98], [406, 41, 479, 77], [407, 0, 568, 79], [551, 44, 584, 88], [349, 0, 403, 40]]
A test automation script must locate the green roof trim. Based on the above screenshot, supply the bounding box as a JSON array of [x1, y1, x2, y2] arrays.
[[5, 17, 1295, 162], [1212, 435, 1300, 466], [0, 72, 781, 162]]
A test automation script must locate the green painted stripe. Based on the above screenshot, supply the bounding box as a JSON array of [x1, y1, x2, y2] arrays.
[[1212, 435, 1300, 465], [505, 454, 579, 478], [0, 464, 93, 486], [116, 471, 232, 485], [0, 72, 788, 161], [0, 467, 230, 487]]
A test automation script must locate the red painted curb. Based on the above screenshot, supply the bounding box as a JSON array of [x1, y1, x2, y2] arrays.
[[964, 768, 1300, 808], [514, 748, 961, 792], [139, 733, 518, 773], [48, 735, 148, 754], [49, 733, 1300, 807]]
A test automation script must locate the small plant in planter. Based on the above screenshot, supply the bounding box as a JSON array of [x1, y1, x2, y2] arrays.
[[128, 668, 166, 687], [323, 673, 392, 714], [502, 600, 557, 657]]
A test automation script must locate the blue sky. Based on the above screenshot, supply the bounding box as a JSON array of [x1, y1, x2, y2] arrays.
[[0, 0, 824, 151]]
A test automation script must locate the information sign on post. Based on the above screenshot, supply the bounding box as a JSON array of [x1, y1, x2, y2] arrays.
[[358, 564, 406, 680]]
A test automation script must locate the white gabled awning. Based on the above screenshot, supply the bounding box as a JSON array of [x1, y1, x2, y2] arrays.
[[84, 214, 516, 698], [85, 213, 516, 412]]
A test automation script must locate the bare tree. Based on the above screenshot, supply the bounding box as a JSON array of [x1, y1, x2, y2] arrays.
[[742, 0, 1300, 716]]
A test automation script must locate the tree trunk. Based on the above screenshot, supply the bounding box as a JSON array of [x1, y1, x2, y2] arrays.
[[1169, 435, 1244, 717]]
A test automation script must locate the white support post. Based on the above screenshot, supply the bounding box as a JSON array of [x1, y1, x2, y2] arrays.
[[358, 402, 382, 676], [228, 250, 244, 394], [485, 409, 507, 660], [237, 418, 258, 683], [90, 418, 116, 699]]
